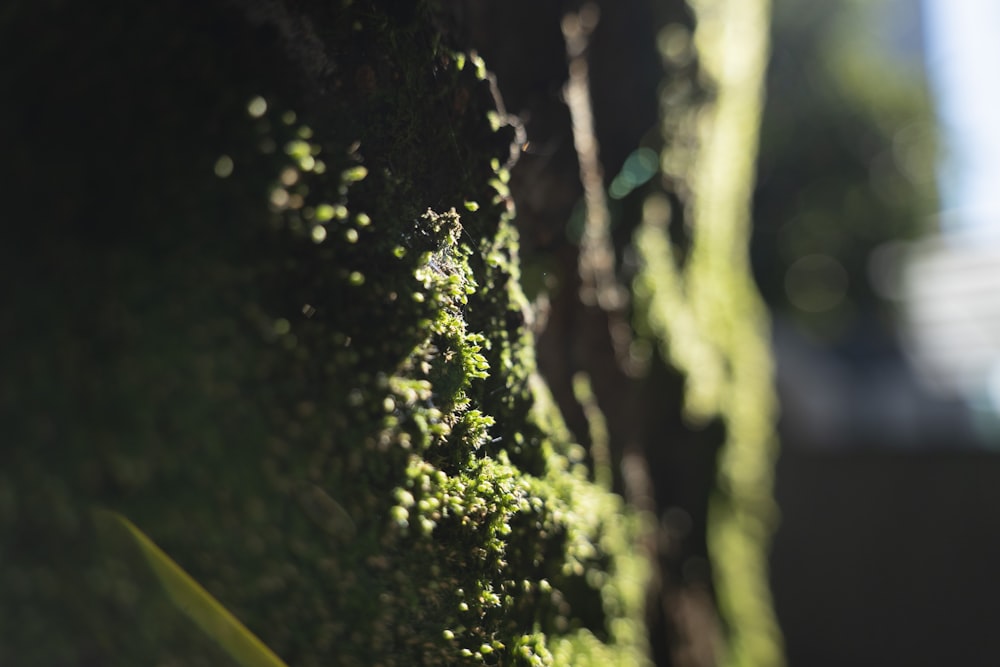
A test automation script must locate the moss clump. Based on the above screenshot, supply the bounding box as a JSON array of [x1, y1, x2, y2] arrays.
[[0, 1, 649, 665]]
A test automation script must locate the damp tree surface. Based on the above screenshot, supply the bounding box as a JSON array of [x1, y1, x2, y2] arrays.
[[1, 1, 779, 666]]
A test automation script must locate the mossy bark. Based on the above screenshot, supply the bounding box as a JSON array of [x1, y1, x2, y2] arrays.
[[634, 0, 784, 665], [1, 2, 648, 665], [455, 1, 782, 665], [2, 1, 781, 666]]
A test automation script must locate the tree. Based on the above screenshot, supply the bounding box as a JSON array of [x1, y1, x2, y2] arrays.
[[0, 1, 779, 665], [753, 0, 937, 339]]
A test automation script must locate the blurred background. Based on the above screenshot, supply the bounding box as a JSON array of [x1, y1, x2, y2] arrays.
[[758, 0, 1000, 664]]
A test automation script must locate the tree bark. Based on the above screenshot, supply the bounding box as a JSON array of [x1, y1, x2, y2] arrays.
[[0, 1, 780, 665]]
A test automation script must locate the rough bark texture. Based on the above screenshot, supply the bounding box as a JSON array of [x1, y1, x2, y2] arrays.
[[459, 1, 782, 665], [1, 1, 779, 665]]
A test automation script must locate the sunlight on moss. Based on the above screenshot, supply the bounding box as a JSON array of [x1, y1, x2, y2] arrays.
[[247, 95, 268, 118], [341, 165, 368, 182], [3, 4, 653, 664], [634, 0, 784, 665], [214, 154, 234, 178]]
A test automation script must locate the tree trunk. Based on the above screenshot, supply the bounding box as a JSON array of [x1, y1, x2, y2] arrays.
[[0, 1, 779, 665]]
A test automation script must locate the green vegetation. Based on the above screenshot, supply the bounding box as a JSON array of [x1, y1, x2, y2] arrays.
[[1, 0, 781, 665], [0, 1, 648, 665], [754, 0, 938, 336], [634, 1, 782, 665], [93, 509, 290, 667]]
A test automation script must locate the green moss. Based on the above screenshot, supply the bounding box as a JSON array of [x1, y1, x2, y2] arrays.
[[1, 1, 648, 665], [632, 1, 783, 665]]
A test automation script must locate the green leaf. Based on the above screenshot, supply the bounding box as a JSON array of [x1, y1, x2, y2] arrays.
[[93, 509, 290, 667]]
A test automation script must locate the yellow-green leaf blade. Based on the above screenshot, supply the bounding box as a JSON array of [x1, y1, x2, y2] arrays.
[[93, 509, 289, 667]]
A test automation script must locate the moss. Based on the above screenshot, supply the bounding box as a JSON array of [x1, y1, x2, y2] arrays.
[[632, 0, 783, 665], [1, 1, 648, 665]]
